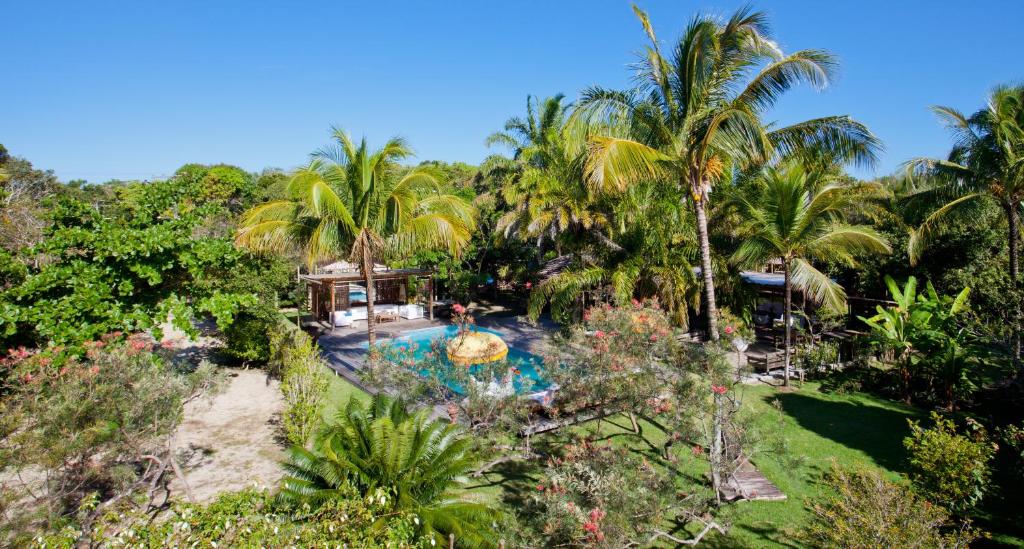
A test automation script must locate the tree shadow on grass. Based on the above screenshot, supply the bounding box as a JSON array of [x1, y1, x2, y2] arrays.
[[767, 391, 922, 472]]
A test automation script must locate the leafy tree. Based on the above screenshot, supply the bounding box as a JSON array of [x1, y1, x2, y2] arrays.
[[729, 164, 890, 385], [236, 128, 476, 344], [904, 85, 1024, 273], [279, 395, 500, 547], [904, 85, 1024, 365], [574, 6, 879, 340], [0, 194, 258, 350]]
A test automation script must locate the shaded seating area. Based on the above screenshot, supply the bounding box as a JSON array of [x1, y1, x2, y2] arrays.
[[300, 263, 435, 330]]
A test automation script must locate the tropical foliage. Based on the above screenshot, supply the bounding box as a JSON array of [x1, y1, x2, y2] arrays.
[[280, 395, 501, 546], [729, 163, 890, 383], [236, 128, 477, 344]]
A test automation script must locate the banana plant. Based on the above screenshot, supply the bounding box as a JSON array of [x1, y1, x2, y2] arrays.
[[859, 275, 971, 403]]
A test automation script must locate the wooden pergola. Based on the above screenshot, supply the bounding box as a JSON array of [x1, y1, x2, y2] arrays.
[[299, 268, 435, 325]]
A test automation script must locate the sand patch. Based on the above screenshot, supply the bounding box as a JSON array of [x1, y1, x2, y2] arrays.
[[170, 368, 286, 502]]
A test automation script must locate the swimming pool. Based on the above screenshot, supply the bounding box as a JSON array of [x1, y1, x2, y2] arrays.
[[373, 325, 551, 395]]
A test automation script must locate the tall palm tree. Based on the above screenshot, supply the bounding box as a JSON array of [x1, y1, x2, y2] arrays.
[[280, 395, 500, 547], [236, 128, 476, 344], [905, 85, 1024, 274], [574, 6, 879, 340], [729, 164, 890, 385], [905, 85, 1024, 363], [486, 95, 612, 254]]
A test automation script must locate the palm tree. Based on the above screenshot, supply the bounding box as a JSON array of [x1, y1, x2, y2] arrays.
[[236, 128, 476, 344], [280, 395, 499, 547], [904, 85, 1024, 274], [730, 164, 890, 385], [574, 6, 879, 340], [486, 95, 612, 254]]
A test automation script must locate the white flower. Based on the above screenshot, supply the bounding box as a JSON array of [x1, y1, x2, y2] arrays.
[[379, 495, 387, 505], [430, 538, 436, 546], [413, 516, 420, 525]]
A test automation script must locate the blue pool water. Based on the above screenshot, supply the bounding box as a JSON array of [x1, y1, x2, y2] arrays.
[[349, 289, 367, 302], [374, 325, 550, 395]]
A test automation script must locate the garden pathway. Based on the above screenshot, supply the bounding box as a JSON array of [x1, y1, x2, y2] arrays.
[[170, 369, 286, 502]]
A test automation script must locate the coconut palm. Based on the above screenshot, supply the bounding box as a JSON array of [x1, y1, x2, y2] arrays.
[[574, 6, 880, 340], [904, 85, 1024, 275], [279, 395, 499, 547], [486, 95, 613, 254], [730, 164, 890, 385], [235, 128, 476, 344]]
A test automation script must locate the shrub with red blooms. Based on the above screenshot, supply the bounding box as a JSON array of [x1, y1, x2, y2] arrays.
[[527, 437, 712, 547], [0, 338, 221, 545], [545, 301, 677, 420]]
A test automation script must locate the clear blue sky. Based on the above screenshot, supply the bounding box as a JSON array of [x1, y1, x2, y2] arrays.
[[3, 1, 1021, 182]]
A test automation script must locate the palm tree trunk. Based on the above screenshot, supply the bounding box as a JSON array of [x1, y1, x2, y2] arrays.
[[362, 252, 377, 346], [1008, 201, 1020, 280], [694, 196, 719, 341], [783, 259, 792, 387], [1007, 201, 1021, 364]]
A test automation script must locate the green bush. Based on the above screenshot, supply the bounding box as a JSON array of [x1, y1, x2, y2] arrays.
[[221, 306, 280, 364], [904, 412, 995, 513], [803, 464, 982, 548], [270, 322, 329, 446], [39, 488, 423, 548]]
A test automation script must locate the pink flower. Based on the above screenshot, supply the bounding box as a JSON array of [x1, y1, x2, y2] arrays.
[[525, 281, 532, 289], [583, 521, 599, 533], [725, 325, 734, 335], [588, 508, 606, 522], [649, 334, 658, 342], [132, 340, 149, 351], [536, 484, 545, 491], [89, 365, 100, 375], [692, 444, 704, 456], [594, 330, 605, 339], [453, 303, 466, 315], [711, 385, 728, 395]]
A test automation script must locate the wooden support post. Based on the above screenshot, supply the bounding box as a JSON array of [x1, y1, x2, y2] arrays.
[[428, 275, 434, 320], [329, 283, 336, 331]]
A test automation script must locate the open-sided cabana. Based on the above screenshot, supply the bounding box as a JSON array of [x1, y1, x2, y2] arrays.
[[300, 266, 435, 329]]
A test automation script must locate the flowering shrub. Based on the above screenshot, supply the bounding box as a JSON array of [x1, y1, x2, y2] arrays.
[[528, 437, 713, 547], [904, 412, 995, 513], [0, 337, 221, 545], [546, 301, 675, 419], [804, 464, 982, 547]]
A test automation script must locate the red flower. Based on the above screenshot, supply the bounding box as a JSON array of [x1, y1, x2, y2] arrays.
[[583, 521, 599, 533], [711, 384, 728, 395], [525, 281, 532, 289], [725, 325, 734, 335], [536, 484, 545, 491], [594, 330, 606, 339], [453, 303, 466, 315]]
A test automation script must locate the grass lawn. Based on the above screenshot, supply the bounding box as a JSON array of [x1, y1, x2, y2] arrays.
[[321, 372, 1024, 547]]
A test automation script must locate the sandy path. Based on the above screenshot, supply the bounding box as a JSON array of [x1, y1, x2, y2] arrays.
[[170, 369, 286, 502]]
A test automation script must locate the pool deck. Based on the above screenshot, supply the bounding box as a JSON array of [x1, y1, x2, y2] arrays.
[[313, 313, 558, 391]]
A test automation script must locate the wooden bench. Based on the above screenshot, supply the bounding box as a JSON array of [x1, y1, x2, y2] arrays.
[[747, 352, 784, 374]]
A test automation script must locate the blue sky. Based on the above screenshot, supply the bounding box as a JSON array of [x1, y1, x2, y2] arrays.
[[3, 1, 1021, 182]]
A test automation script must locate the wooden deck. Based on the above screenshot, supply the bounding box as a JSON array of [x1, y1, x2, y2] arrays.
[[721, 459, 787, 501]]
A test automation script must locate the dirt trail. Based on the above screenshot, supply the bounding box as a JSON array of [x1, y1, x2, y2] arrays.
[[170, 369, 286, 502]]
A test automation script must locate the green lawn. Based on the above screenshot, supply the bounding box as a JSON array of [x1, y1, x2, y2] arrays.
[[321, 371, 1024, 547]]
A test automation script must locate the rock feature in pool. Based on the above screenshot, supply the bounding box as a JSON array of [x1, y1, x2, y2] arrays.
[[446, 330, 509, 366]]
